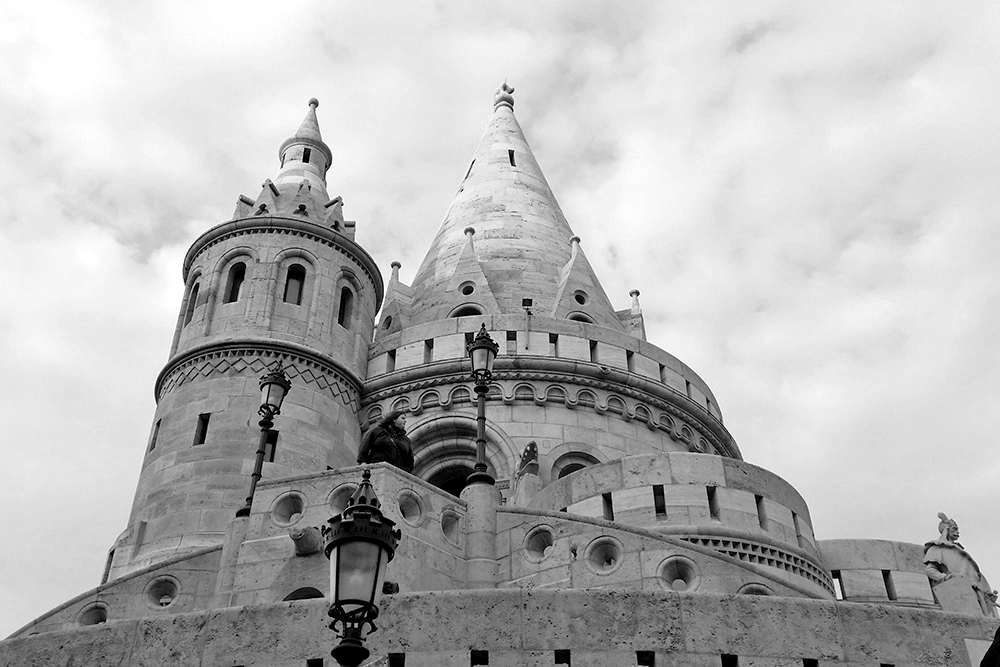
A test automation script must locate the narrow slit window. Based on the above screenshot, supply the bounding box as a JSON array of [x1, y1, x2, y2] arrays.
[[637, 652, 655, 667], [721, 655, 738, 667], [302, 147, 311, 164], [792, 512, 807, 548], [264, 430, 279, 463], [652, 484, 666, 518], [626, 350, 635, 372], [386, 349, 396, 373], [685, 380, 693, 398], [707, 486, 720, 520], [831, 570, 845, 600], [193, 413, 210, 446], [224, 262, 247, 303], [148, 419, 161, 452], [424, 339, 434, 364], [508, 149, 516, 166], [506, 330, 517, 354], [602, 493, 614, 521], [388, 655, 405, 667], [549, 333, 559, 357], [883, 570, 897, 600], [283, 264, 306, 305], [101, 549, 115, 585], [658, 363, 667, 384], [471, 650, 489, 665], [555, 650, 571, 665], [337, 286, 354, 327], [589, 340, 598, 363], [184, 283, 200, 326], [755, 494, 768, 530]]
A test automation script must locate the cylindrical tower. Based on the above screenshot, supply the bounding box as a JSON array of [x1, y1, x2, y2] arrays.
[[106, 100, 383, 579]]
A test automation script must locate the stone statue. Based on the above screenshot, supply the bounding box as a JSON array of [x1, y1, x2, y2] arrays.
[[516, 441, 539, 479], [923, 512, 997, 616], [357, 409, 413, 473]]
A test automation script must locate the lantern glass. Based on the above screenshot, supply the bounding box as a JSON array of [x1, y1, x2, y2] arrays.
[[260, 379, 288, 414], [330, 540, 389, 617]]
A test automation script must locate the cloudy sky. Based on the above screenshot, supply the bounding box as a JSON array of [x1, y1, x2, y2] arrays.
[[2, 0, 1000, 636]]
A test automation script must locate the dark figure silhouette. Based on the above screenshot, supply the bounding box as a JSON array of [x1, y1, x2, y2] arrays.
[[357, 410, 413, 473]]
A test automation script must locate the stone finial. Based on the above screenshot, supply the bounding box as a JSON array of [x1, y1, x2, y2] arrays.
[[308, 98, 319, 109], [630, 289, 642, 315], [494, 80, 515, 110], [464, 226, 476, 252], [390, 261, 401, 282]]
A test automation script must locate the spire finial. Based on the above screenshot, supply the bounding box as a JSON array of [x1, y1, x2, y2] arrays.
[[494, 80, 515, 110], [630, 289, 642, 314], [308, 98, 319, 109]]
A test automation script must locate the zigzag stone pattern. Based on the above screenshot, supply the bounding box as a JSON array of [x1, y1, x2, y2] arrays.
[[158, 347, 358, 413]]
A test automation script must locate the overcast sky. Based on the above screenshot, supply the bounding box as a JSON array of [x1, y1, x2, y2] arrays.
[[2, 1, 1000, 637]]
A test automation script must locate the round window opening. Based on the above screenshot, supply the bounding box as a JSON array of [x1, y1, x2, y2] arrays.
[[271, 492, 306, 526], [524, 526, 555, 563], [396, 490, 424, 526], [658, 555, 700, 592], [585, 537, 623, 575], [460, 282, 476, 296], [574, 291, 588, 305], [78, 603, 108, 626], [383, 316, 393, 330], [328, 484, 357, 515], [144, 576, 180, 609]]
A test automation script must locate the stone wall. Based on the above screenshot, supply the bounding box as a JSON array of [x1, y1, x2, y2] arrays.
[[3, 590, 996, 667]]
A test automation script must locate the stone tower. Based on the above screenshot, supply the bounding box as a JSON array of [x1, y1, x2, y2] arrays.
[[106, 100, 383, 580], [4, 87, 997, 667]]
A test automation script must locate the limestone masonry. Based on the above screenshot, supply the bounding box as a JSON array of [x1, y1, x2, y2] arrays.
[[2, 86, 997, 667]]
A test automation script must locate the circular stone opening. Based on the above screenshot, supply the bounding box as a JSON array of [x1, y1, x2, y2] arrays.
[[396, 490, 424, 526], [271, 492, 306, 526], [585, 537, 623, 575], [658, 555, 700, 592], [460, 282, 476, 296], [78, 603, 108, 626], [383, 316, 393, 329], [574, 291, 588, 305], [144, 576, 180, 609], [440, 508, 463, 547], [524, 526, 555, 563], [328, 484, 357, 515]]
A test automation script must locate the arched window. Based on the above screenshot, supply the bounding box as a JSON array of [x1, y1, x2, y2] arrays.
[[450, 304, 483, 318], [283, 587, 324, 602], [552, 451, 600, 480], [184, 283, 200, 326], [224, 262, 246, 303], [337, 287, 354, 327], [283, 264, 306, 305]]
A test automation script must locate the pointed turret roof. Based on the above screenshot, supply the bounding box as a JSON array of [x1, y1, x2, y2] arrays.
[[273, 98, 334, 198], [406, 83, 621, 328]]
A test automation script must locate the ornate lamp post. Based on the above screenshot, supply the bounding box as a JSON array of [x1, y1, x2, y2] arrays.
[[236, 360, 292, 518], [323, 469, 401, 667], [466, 324, 499, 486]]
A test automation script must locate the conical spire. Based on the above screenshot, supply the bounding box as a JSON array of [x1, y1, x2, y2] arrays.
[[274, 98, 333, 195], [406, 83, 621, 328]]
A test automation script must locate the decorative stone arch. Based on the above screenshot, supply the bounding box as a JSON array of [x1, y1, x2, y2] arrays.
[[207, 246, 259, 325], [333, 268, 363, 332], [272, 247, 319, 313], [407, 414, 515, 497], [547, 441, 607, 484]]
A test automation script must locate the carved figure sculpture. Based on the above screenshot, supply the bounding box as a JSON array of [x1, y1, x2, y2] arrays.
[[357, 410, 413, 473], [923, 512, 998, 616]]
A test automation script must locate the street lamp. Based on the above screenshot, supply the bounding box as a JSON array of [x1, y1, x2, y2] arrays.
[[236, 360, 292, 518], [466, 324, 499, 486], [323, 469, 401, 667]]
